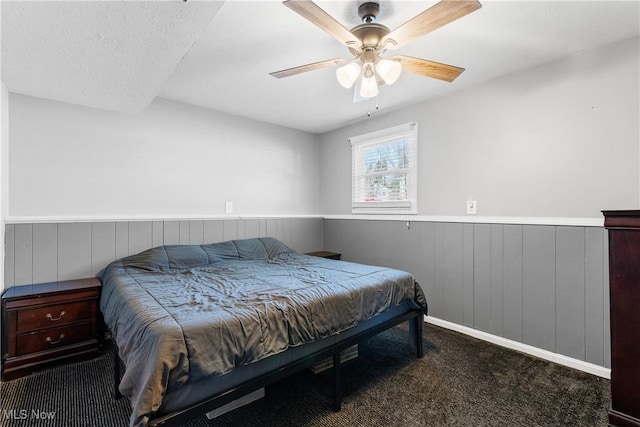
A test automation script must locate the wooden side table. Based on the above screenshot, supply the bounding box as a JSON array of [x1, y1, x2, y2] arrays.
[[305, 251, 342, 260], [1, 277, 102, 381]]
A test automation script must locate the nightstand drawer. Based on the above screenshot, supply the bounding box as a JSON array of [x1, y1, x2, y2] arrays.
[[16, 322, 92, 356], [16, 301, 92, 332]]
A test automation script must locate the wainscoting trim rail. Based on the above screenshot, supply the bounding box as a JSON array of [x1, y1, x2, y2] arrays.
[[324, 215, 604, 227], [5, 214, 325, 224], [425, 316, 611, 379], [7, 215, 604, 227]]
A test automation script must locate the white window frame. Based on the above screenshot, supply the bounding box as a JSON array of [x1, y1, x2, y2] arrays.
[[350, 122, 418, 214]]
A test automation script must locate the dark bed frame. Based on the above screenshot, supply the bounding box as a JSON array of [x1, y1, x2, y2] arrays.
[[112, 308, 424, 427]]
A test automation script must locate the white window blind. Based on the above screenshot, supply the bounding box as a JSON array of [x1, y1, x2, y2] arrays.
[[350, 123, 417, 214]]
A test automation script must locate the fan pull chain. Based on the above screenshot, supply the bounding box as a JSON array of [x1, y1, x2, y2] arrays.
[[367, 104, 380, 118]]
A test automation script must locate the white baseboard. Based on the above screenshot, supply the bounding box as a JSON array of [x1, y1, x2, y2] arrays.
[[425, 316, 610, 379]]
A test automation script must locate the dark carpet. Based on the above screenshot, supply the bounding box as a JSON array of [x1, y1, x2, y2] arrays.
[[0, 323, 610, 427]]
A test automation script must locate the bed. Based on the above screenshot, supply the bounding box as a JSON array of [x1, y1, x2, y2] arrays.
[[100, 237, 427, 427]]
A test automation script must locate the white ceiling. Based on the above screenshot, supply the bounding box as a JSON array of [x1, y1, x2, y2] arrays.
[[1, 0, 224, 114], [2, 1, 639, 134]]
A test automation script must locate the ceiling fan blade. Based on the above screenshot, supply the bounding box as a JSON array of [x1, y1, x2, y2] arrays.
[[283, 0, 360, 49], [270, 58, 345, 79], [382, 0, 482, 50], [394, 55, 465, 82]]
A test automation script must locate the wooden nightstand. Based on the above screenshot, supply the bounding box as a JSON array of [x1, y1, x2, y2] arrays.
[[1, 277, 102, 381], [305, 251, 342, 260]]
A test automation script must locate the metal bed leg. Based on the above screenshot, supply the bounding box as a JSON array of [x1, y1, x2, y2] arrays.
[[414, 313, 424, 359], [332, 351, 342, 412], [112, 338, 122, 400]]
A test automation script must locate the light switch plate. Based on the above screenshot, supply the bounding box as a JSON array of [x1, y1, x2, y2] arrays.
[[466, 200, 477, 215], [225, 201, 233, 213]]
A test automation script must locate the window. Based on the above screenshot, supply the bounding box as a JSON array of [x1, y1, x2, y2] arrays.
[[350, 123, 417, 214]]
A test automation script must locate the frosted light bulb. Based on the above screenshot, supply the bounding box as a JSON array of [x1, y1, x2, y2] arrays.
[[359, 62, 379, 98], [376, 59, 402, 85], [360, 75, 379, 98], [336, 62, 361, 88]]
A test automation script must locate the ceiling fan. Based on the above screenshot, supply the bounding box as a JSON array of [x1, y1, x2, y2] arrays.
[[270, 0, 482, 100]]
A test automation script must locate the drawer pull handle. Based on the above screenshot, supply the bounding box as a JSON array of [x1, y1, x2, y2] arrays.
[[46, 334, 65, 345], [46, 311, 66, 321]]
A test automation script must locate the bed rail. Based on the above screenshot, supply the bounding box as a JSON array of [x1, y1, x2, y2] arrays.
[[112, 308, 424, 427]]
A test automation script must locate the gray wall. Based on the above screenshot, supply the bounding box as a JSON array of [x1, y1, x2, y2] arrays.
[[319, 37, 640, 217], [3, 90, 322, 296], [316, 39, 633, 371], [4, 217, 324, 288], [8, 95, 320, 219], [1, 83, 8, 293], [325, 219, 610, 369]]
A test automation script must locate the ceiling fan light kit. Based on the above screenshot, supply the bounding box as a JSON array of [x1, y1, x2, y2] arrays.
[[271, 0, 482, 100]]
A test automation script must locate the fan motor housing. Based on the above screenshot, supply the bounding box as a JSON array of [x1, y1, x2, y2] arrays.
[[351, 23, 390, 49]]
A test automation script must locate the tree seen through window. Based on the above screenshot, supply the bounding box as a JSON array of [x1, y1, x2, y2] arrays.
[[363, 140, 410, 202]]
